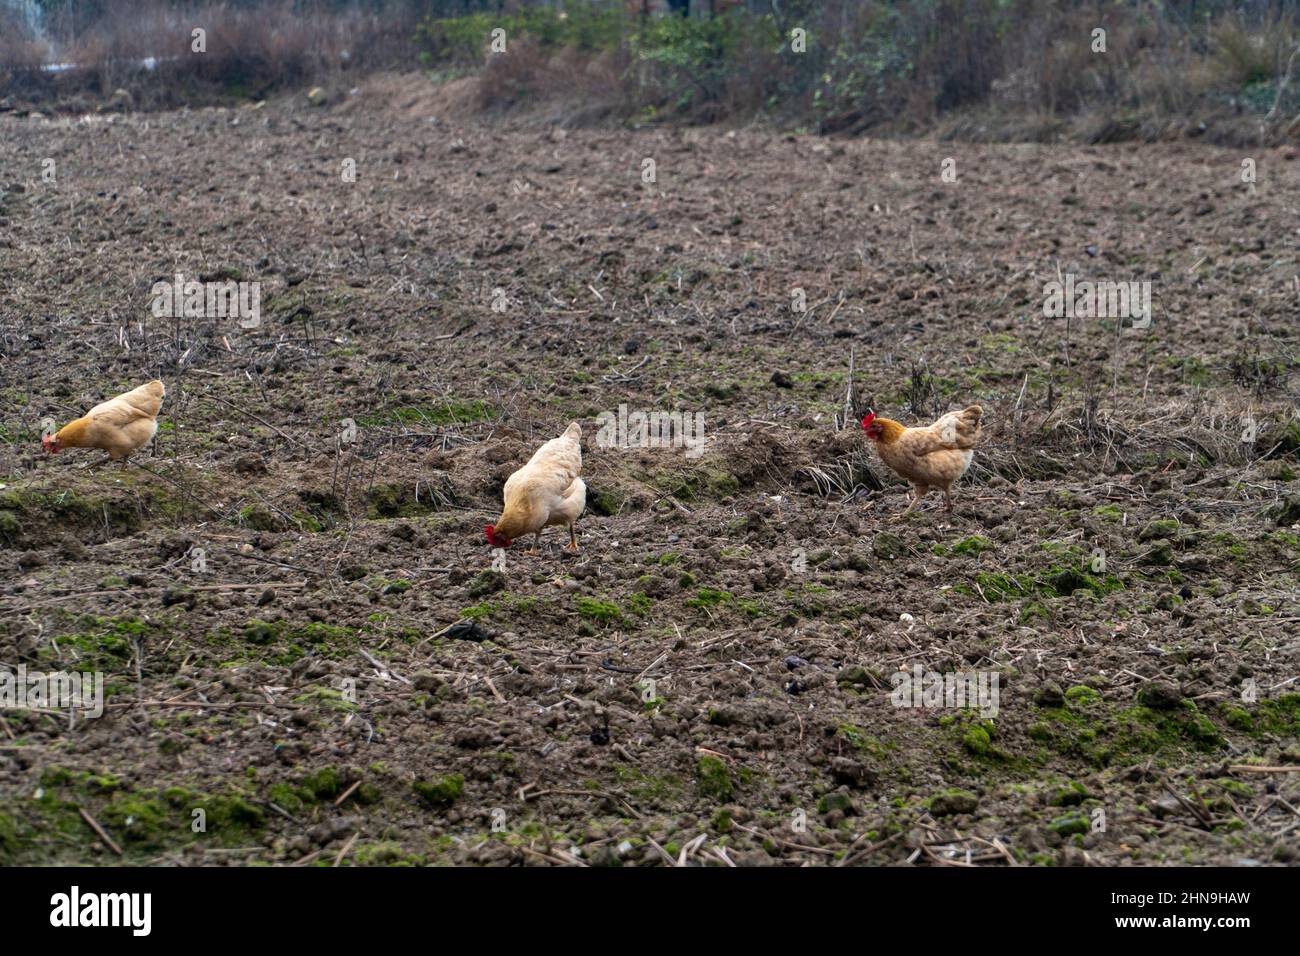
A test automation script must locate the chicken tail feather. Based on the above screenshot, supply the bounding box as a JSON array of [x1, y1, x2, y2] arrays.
[[947, 405, 982, 447]]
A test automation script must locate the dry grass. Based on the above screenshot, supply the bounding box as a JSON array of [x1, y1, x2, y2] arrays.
[[476, 39, 625, 113]]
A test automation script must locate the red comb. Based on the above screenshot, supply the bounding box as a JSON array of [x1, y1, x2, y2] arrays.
[[861, 410, 876, 430]]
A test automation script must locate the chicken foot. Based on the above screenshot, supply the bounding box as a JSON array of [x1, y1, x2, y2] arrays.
[[890, 484, 925, 519], [892, 484, 961, 519]]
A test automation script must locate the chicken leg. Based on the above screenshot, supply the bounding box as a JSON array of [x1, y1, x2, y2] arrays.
[[566, 524, 579, 551], [904, 484, 929, 514]]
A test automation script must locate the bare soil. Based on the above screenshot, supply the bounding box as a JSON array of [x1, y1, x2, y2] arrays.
[[1, 75, 1298, 867]]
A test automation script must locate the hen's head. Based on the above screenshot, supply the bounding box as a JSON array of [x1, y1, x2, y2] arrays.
[[485, 525, 512, 549], [42, 434, 62, 454], [861, 409, 884, 441]]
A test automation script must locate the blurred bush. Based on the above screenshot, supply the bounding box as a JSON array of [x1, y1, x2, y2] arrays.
[[4, 0, 1300, 142]]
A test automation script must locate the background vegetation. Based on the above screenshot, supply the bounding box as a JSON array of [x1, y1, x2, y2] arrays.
[[4, 0, 1300, 142]]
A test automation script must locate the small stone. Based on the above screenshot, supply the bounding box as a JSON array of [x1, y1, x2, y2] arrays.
[[835, 666, 876, 689], [1137, 682, 1182, 710], [58, 535, 88, 560], [830, 757, 875, 788], [234, 453, 267, 475], [412, 672, 444, 693], [1150, 795, 1182, 819], [818, 790, 855, 816], [467, 571, 506, 599], [307, 817, 353, 845], [1058, 846, 1090, 866], [453, 728, 493, 749], [706, 704, 742, 727], [446, 621, 489, 643], [929, 790, 979, 816], [1034, 681, 1065, 707], [160, 588, 197, 610]]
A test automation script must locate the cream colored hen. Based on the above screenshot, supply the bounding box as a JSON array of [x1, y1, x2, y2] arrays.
[[485, 422, 586, 553], [43, 380, 165, 463]]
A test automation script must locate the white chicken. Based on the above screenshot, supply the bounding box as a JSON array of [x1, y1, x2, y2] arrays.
[[485, 422, 586, 553]]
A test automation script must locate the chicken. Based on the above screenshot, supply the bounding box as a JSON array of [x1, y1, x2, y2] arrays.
[[862, 405, 982, 513], [485, 422, 586, 553], [43, 380, 166, 463]]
